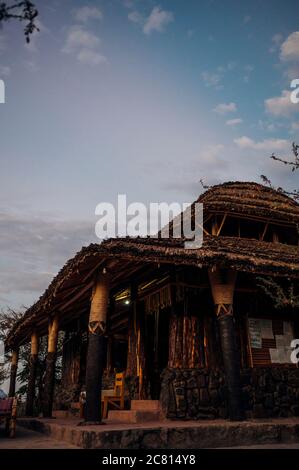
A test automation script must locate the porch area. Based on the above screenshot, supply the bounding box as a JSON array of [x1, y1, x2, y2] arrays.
[[11, 416, 299, 449], [5, 234, 299, 425]]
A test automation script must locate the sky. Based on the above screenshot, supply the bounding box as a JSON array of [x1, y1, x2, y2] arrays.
[[0, 0, 299, 311]]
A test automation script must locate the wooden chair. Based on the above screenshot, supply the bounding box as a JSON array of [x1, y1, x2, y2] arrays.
[[0, 397, 17, 437], [101, 372, 125, 419]]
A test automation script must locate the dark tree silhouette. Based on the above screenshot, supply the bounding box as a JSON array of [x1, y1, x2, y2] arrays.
[[261, 142, 299, 201], [0, 307, 24, 385], [0, 1, 39, 42]]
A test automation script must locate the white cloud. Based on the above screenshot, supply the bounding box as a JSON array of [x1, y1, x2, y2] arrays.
[[280, 31, 299, 62], [0, 34, 6, 53], [226, 118, 243, 126], [243, 65, 254, 83], [123, 0, 135, 8], [258, 120, 278, 133], [0, 210, 96, 306], [213, 102, 237, 114], [143, 6, 174, 35], [269, 33, 283, 53], [201, 71, 222, 88], [74, 6, 103, 23], [265, 90, 295, 117], [290, 122, 299, 132], [61, 26, 106, 66], [265, 33, 299, 114], [234, 136, 289, 152], [23, 60, 39, 72], [128, 10, 143, 25], [0, 65, 11, 77], [201, 63, 235, 89], [200, 144, 225, 165], [62, 26, 100, 53], [77, 48, 107, 66]]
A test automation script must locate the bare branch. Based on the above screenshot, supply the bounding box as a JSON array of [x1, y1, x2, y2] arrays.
[[0, 1, 39, 43]]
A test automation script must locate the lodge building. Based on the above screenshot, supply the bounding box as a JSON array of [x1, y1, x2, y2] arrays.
[[5, 182, 299, 422]]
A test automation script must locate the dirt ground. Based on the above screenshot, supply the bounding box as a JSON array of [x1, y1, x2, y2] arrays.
[[0, 424, 79, 449]]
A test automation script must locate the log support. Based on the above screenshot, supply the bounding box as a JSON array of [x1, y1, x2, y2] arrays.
[[84, 270, 110, 424], [26, 331, 39, 416], [8, 349, 19, 397], [209, 268, 243, 421], [42, 314, 59, 418]]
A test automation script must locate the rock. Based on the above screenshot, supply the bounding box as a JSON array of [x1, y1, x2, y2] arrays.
[[252, 404, 266, 418], [208, 374, 219, 389], [199, 388, 210, 405], [263, 394, 274, 409], [197, 374, 206, 388], [209, 389, 220, 407], [186, 377, 197, 389], [287, 371, 299, 388]]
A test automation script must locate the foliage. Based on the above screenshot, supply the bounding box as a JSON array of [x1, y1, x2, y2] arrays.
[[261, 142, 299, 201], [257, 277, 299, 310], [0, 307, 63, 416], [0, 307, 24, 385], [0, 1, 39, 42]]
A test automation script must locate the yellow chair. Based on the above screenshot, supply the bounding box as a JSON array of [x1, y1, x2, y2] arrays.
[[101, 372, 125, 419]]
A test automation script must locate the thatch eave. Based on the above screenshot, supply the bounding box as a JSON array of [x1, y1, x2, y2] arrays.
[[5, 234, 299, 348]]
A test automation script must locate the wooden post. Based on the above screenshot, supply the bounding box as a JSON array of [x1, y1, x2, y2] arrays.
[[26, 331, 39, 416], [8, 349, 19, 397], [85, 271, 110, 424], [208, 268, 243, 421], [126, 283, 138, 377], [42, 314, 59, 418]]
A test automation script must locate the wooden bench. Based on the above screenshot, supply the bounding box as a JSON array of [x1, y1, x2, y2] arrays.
[[0, 397, 17, 437]]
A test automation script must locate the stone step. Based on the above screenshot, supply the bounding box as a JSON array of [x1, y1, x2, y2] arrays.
[[52, 410, 69, 419], [107, 410, 160, 424], [131, 400, 160, 411]]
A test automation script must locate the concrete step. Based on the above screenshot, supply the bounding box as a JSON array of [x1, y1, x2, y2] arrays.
[[107, 410, 160, 423], [131, 400, 160, 411], [18, 417, 299, 449], [52, 410, 69, 419]]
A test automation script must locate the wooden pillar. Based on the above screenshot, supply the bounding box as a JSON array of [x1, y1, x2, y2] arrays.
[[8, 349, 19, 397], [85, 271, 110, 424], [208, 268, 243, 421], [26, 331, 39, 416], [42, 314, 59, 418], [126, 284, 138, 377]]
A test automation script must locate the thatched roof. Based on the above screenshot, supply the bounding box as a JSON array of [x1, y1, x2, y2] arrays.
[[5, 182, 299, 348], [197, 181, 299, 225]]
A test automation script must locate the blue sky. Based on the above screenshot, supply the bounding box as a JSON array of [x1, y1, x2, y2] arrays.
[[0, 0, 298, 310]]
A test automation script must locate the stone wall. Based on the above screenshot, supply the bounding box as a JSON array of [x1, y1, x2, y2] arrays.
[[242, 367, 299, 418], [160, 367, 299, 420]]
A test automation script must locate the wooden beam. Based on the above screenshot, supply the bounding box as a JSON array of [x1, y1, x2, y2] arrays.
[[260, 222, 269, 241], [217, 213, 228, 236], [59, 280, 94, 312]]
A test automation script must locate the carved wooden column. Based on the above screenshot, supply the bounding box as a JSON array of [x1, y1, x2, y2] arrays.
[[85, 270, 110, 424], [8, 349, 19, 397], [209, 268, 243, 421], [42, 314, 59, 417], [26, 331, 39, 416]]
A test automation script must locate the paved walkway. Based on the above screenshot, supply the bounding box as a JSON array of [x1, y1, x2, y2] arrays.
[[0, 425, 79, 449], [224, 443, 299, 448]]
